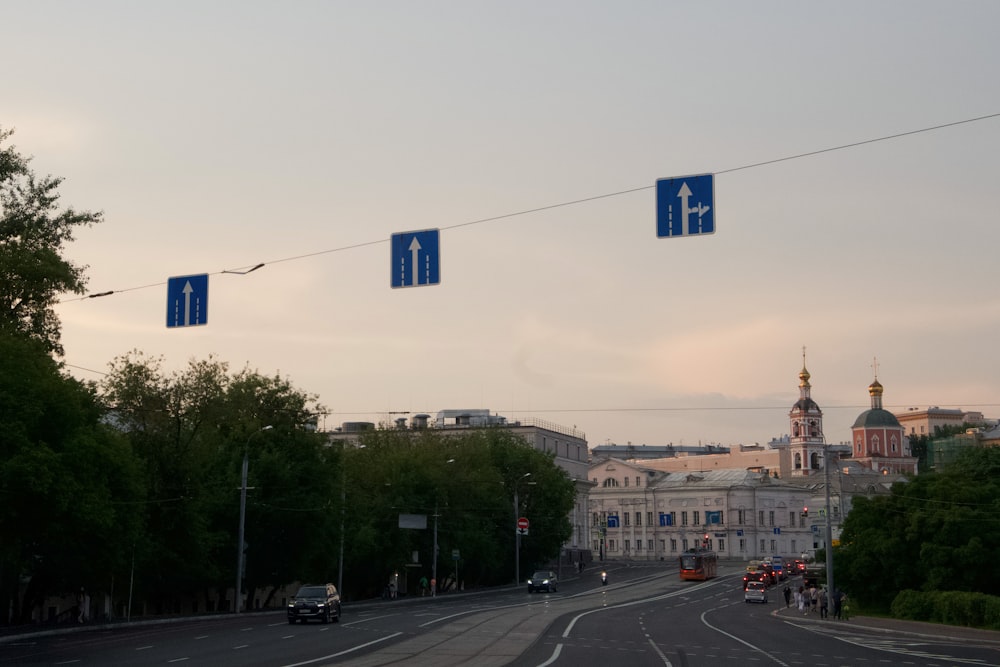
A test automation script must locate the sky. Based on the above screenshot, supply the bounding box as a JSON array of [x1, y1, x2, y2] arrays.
[[5, 1, 1000, 450]]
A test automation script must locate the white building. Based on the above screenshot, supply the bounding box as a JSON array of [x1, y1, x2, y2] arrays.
[[588, 459, 815, 562]]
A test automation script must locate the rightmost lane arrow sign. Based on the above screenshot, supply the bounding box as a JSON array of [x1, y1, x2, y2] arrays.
[[656, 173, 715, 238]]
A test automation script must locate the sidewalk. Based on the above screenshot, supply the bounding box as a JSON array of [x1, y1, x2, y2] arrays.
[[772, 602, 1000, 645]]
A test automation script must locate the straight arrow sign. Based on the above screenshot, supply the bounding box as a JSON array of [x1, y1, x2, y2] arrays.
[[391, 229, 440, 288], [166, 274, 209, 328]]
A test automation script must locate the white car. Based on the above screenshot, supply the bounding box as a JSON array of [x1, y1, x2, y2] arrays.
[[744, 580, 768, 603]]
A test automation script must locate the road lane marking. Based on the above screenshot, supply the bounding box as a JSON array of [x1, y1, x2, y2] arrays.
[[280, 632, 403, 667], [699, 608, 789, 667]]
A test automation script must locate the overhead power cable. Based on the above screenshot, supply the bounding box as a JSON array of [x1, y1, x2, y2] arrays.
[[62, 111, 1000, 304]]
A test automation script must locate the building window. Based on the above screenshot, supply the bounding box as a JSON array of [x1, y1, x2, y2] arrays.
[[648, 539, 654, 552], [770, 539, 777, 552], [609, 539, 616, 551], [670, 538, 677, 552], [794, 452, 802, 470], [717, 539, 725, 552], [623, 476, 629, 487], [635, 540, 642, 552], [759, 510, 765, 526], [768, 510, 775, 527], [682, 538, 689, 551], [739, 538, 746, 552], [789, 511, 796, 525], [635, 512, 642, 527], [693, 511, 700, 526], [624, 513, 631, 527], [647, 511, 654, 526], [738, 509, 746, 524], [760, 539, 766, 552], [873, 435, 880, 453], [602, 478, 619, 488], [891, 436, 898, 453], [791, 539, 797, 552], [681, 511, 689, 526], [624, 540, 631, 552], [592, 512, 599, 527]]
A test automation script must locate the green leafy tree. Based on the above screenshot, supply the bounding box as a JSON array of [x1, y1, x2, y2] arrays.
[[0, 333, 143, 624], [0, 127, 102, 356], [837, 446, 1000, 612], [340, 426, 576, 599], [99, 352, 331, 612]]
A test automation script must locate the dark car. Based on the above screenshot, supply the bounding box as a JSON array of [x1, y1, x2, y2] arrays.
[[742, 570, 767, 590], [527, 570, 558, 593], [287, 583, 340, 624]]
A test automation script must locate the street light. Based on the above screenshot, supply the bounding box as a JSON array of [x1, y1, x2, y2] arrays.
[[431, 458, 456, 596], [235, 425, 272, 613], [513, 472, 534, 586]]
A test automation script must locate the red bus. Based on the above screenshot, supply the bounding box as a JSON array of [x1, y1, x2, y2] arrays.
[[679, 548, 718, 581]]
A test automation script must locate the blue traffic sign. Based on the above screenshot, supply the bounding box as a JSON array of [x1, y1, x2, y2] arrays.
[[656, 173, 715, 238], [166, 274, 208, 328], [606, 515, 620, 528], [391, 229, 440, 288]]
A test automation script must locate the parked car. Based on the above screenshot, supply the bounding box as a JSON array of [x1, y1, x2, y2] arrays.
[[744, 580, 768, 604], [287, 583, 341, 624], [527, 570, 558, 593]]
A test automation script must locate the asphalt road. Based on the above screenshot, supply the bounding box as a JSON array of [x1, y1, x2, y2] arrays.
[[4, 564, 1000, 666]]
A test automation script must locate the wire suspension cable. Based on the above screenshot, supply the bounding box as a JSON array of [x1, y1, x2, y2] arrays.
[[61, 111, 999, 304]]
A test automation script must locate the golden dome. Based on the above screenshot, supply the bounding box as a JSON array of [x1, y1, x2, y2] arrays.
[[868, 379, 884, 396]]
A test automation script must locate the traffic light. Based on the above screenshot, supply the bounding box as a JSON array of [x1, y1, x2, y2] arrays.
[[800, 506, 808, 517]]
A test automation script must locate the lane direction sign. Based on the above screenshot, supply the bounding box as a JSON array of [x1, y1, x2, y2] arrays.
[[391, 229, 440, 288], [517, 517, 529, 536], [656, 173, 715, 238], [166, 274, 209, 328]]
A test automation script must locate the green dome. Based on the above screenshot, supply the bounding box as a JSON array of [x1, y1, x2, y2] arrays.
[[852, 408, 901, 429]]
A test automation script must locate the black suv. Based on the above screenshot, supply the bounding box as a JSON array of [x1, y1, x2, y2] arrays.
[[287, 584, 341, 624]]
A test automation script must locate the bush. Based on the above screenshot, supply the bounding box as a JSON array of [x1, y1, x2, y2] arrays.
[[891, 589, 1000, 630]]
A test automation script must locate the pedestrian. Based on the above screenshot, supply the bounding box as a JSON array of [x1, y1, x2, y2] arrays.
[[388, 580, 397, 600], [819, 587, 828, 619], [841, 593, 851, 620], [430, 577, 436, 597], [783, 585, 791, 608], [419, 575, 429, 597], [797, 586, 806, 612], [76, 588, 86, 623], [810, 585, 818, 612], [832, 588, 843, 620]]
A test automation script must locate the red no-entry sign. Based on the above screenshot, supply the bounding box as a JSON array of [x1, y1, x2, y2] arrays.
[[517, 517, 529, 531]]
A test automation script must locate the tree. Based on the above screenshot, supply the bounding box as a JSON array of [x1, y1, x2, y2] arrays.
[[99, 352, 332, 611], [0, 127, 102, 356], [837, 446, 1000, 612], [0, 332, 143, 624]]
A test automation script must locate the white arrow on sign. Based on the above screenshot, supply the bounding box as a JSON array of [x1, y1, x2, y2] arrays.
[[677, 182, 711, 235], [408, 237, 422, 286], [182, 281, 195, 326]]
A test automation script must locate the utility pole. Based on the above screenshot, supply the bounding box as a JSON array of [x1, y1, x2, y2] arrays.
[[235, 425, 272, 613], [824, 443, 836, 600]]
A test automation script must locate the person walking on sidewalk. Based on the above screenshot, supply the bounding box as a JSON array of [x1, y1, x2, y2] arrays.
[[819, 587, 829, 619]]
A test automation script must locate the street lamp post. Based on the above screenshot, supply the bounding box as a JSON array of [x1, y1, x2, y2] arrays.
[[513, 473, 533, 586], [823, 443, 836, 601], [235, 425, 272, 614]]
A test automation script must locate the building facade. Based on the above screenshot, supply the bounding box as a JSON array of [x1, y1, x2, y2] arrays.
[[851, 374, 918, 475], [588, 460, 816, 561]]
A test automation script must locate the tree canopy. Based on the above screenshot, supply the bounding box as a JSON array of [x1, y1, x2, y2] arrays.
[[0, 127, 102, 356], [836, 446, 1000, 612]]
